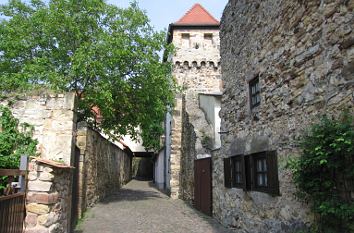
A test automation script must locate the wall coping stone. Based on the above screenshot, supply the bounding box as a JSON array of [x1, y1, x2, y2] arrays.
[[30, 157, 74, 169]]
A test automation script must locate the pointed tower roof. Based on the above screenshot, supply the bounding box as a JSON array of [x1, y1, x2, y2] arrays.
[[166, 3, 220, 45], [175, 3, 219, 25]]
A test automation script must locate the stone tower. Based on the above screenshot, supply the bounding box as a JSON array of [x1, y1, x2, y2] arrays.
[[165, 3, 222, 200]]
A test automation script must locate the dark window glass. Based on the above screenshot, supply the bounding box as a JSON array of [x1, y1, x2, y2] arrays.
[[232, 157, 242, 186], [255, 157, 267, 187], [249, 77, 260, 108]]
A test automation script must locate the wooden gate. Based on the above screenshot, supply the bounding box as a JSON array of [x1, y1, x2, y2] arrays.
[[0, 193, 25, 233], [0, 156, 28, 233], [194, 157, 212, 216]]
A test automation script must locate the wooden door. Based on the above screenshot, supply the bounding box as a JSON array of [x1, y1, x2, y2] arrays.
[[194, 157, 212, 216]]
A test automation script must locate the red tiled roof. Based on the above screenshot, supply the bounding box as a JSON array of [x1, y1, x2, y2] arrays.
[[175, 3, 219, 25]]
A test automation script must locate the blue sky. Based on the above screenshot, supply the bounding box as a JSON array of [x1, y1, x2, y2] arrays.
[[0, 0, 228, 32]]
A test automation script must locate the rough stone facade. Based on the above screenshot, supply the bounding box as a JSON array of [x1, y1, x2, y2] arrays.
[[215, 0, 354, 232], [76, 124, 132, 216], [169, 26, 222, 200], [180, 100, 197, 203], [25, 158, 73, 233], [1, 93, 77, 165]]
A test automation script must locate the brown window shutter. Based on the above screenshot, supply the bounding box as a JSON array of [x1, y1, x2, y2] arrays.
[[266, 151, 280, 196], [241, 155, 247, 191], [224, 157, 232, 188], [249, 155, 255, 190]]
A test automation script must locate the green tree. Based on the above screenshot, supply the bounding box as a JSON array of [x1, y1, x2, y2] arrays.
[[0, 106, 37, 169], [0, 106, 38, 193], [0, 0, 174, 150]]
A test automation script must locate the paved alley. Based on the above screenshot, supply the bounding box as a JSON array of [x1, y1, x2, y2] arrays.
[[75, 180, 233, 233]]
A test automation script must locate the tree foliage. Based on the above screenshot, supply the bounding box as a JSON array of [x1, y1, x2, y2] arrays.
[[0, 0, 174, 150], [289, 112, 354, 233], [0, 106, 38, 193]]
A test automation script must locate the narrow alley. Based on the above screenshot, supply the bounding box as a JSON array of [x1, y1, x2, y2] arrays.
[[75, 180, 233, 233]]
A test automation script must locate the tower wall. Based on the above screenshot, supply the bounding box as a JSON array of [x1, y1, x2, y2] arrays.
[[169, 28, 222, 200]]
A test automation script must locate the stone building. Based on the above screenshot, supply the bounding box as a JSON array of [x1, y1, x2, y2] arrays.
[[159, 3, 223, 203], [214, 0, 353, 232]]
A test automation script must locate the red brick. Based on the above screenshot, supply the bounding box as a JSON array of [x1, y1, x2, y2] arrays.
[[27, 192, 59, 204]]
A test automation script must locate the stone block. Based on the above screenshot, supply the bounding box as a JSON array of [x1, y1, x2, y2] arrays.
[[25, 226, 49, 233], [49, 223, 61, 233], [28, 181, 52, 192], [43, 167, 53, 173], [39, 172, 54, 181], [27, 203, 50, 215], [25, 213, 38, 228], [28, 171, 38, 181], [38, 212, 59, 227], [27, 192, 59, 204], [64, 92, 76, 110], [28, 162, 37, 172], [37, 214, 48, 226]]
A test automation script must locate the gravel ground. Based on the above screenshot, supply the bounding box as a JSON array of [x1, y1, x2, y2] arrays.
[[75, 179, 233, 233]]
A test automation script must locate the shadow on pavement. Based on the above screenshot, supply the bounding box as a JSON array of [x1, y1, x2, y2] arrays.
[[100, 189, 163, 203], [99, 179, 166, 204]]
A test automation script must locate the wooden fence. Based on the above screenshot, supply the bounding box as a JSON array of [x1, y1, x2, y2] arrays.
[[0, 192, 25, 233], [0, 156, 28, 233]]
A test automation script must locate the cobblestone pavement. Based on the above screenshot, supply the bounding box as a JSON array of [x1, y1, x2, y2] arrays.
[[76, 179, 233, 233]]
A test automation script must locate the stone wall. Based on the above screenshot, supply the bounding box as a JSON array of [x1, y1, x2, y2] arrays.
[[180, 99, 197, 204], [1, 92, 77, 165], [215, 0, 354, 232], [169, 27, 222, 200], [25, 158, 73, 233], [76, 124, 132, 215]]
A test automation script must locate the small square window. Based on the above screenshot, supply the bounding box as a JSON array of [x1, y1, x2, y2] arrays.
[[204, 33, 213, 40], [249, 77, 260, 109], [181, 33, 190, 39], [181, 33, 190, 48]]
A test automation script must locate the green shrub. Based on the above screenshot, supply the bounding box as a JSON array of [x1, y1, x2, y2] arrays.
[[0, 106, 38, 193], [290, 111, 354, 233]]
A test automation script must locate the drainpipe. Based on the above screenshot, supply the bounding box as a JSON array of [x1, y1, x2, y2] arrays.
[[163, 113, 167, 190]]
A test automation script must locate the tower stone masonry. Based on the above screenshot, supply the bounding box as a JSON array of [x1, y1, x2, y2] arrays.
[[166, 3, 223, 201]]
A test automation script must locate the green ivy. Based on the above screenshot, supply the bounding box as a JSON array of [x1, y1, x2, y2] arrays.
[[0, 106, 38, 193], [289, 111, 354, 233]]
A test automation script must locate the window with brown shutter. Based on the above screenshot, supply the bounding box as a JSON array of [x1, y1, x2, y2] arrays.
[[223, 151, 280, 196]]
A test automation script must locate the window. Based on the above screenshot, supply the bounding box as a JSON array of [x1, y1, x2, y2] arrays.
[[224, 155, 244, 189], [233, 158, 242, 185], [224, 151, 279, 195], [204, 33, 213, 40], [181, 33, 190, 48], [249, 77, 260, 109], [203, 33, 213, 48], [255, 155, 267, 187]]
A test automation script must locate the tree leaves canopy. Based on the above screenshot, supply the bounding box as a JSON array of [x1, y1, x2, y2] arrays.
[[0, 0, 174, 150]]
